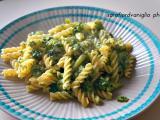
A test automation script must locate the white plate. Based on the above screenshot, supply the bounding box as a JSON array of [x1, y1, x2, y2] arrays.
[[0, 6, 160, 120]]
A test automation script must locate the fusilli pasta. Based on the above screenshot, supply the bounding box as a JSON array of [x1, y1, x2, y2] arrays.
[[1, 19, 136, 107]]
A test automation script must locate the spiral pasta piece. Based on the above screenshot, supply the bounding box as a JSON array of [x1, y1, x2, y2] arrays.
[[99, 55, 109, 70], [53, 27, 73, 39], [43, 54, 53, 69], [62, 40, 73, 56], [27, 34, 43, 48], [57, 56, 65, 68], [38, 68, 57, 87], [72, 63, 93, 89], [110, 51, 119, 83], [104, 65, 112, 73], [17, 59, 35, 78], [89, 50, 100, 68], [62, 56, 72, 90], [22, 46, 33, 59], [99, 45, 111, 57], [124, 55, 136, 79], [26, 77, 41, 92], [1, 47, 21, 54], [50, 91, 72, 101], [2, 69, 18, 80], [10, 59, 19, 70], [49, 23, 75, 35], [80, 40, 93, 50], [87, 91, 102, 105], [74, 88, 89, 107], [96, 90, 112, 100], [99, 30, 107, 43], [1, 51, 22, 62]]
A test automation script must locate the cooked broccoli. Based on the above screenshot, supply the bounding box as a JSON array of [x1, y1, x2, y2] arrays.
[[117, 96, 129, 102], [81, 80, 93, 92], [94, 76, 110, 91], [31, 50, 42, 60], [49, 83, 59, 93]]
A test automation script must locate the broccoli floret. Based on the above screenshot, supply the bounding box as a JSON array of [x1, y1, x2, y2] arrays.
[[117, 96, 129, 102], [94, 76, 110, 91], [49, 83, 59, 93], [31, 65, 45, 77], [81, 80, 93, 92]]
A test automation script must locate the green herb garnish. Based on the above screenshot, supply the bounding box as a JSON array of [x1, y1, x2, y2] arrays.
[[117, 96, 129, 102]]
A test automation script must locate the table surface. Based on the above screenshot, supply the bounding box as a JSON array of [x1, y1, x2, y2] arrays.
[[0, 0, 160, 120]]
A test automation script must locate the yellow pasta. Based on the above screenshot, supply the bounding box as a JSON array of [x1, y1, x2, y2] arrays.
[[43, 54, 53, 69], [96, 90, 112, 100], [62, 40, 73, 56], [38, 68, 57, 87], [2, 69, 18, 80], [72, 63, 93, 89], [87, 91, 102, 105], [1, 47, 20, 54], [17, 59, 35, 78], [49, 23, 75, 35], [53, 27, 74, 39], [1, 51, 22, 62], [26, 77, 41, 92], [10, 59, 19, 70], [50, 91, 72, 101], [73, 88, 89, 107], [62, 56, 72, 90], [1, 19, 136, 107], [57, 56, 65, 68], [22, 46, 33, 59]]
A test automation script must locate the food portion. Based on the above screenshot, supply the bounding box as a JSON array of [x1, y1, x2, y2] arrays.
[[1, 19, 136, 107]]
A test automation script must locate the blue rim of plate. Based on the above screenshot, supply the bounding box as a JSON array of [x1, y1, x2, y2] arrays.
[[0, 6, 160, 120]]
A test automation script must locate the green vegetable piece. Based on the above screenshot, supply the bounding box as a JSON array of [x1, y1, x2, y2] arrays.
[[95, 20, 104, 30], [31, 50, 42, 60], [118, 52, 129, 71], [73, 54, 87, 70], [117, 96, 129, 102], [65, 18, 71, 24], [94, 76, 110, 91], [43, 35, 53, 41], [49, 83, 59, 93], [81, 80, 93, 92], [31, 65, 45, 77]]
